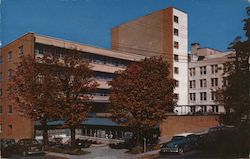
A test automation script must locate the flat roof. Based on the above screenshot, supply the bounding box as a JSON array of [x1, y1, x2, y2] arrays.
[[34, 34, 146, 61]]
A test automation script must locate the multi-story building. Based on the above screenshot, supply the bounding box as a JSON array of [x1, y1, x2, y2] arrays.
[[188, 43, 234, 114], [111, 7, 188, 114], [0, 32, 145, 140]]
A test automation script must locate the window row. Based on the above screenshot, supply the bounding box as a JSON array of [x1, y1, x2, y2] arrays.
[[189, 91, 217, 101], [189, 78, 219, 89], [189, 64, 221, 76], [0, 70, 13, 81], [190, 105, 219, 113], [2, 46, 24, 63], [35, 44, 130, 68], [0, 105, 13, 114]]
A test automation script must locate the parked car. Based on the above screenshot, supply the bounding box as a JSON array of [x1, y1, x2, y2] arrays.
[[13, 138, 44, 157], [160, 133, 199, 153], [75, 139, 91, 148], [0, 139, 16, 158]]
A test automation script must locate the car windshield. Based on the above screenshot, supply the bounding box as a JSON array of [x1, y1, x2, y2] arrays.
[[171, 136, 185, 141], [23, 139, 38, 145]]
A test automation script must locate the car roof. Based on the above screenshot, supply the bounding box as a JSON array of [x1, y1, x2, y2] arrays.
[[174, 133, 194, 137]]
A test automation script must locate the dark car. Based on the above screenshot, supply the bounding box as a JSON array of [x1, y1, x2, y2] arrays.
[[13, 139, 44, 157], [75, 139, 91, 148], [0, 139, 16, 158], [160, 133, 199, 153]]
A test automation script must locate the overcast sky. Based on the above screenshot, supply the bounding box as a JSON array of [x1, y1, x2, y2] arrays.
[[1, 0, 249, 51]]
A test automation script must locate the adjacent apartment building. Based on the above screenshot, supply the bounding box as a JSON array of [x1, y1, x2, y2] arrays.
[[188, 43, 234, 114], [0, 32, 145, 140], [111, 7, 189, 114]]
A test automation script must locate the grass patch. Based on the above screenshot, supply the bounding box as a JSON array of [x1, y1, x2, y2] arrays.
[[46, 146, 90, 155], [126, 146, 144, 154], [139, 154, 159, 159]]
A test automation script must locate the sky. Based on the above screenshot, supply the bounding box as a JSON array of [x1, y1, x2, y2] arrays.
[[0, 0, 249, 51]]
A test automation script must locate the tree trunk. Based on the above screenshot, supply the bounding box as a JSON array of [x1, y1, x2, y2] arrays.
[[70, 127, 76, 147], [41, 119, 48, 146]]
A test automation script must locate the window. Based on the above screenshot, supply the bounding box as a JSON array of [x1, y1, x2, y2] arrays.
[[174, 41, 179, 49], [200, 92, 207, 101], [200, 79, 207, 88], [174, 28, 179, 36], [7, 51, 12, 61], [211, 78, 218, 87], [175, 80, 179, 87], [174, 67, 179, 74], [189, 80, 196, 89], [8, 124, 12, 129], [189, 68, 196, 76], [0, 105, 2, 114], [211, 64, 218, 74], [0, 88, 2, 96], [223, 77, 228, 86], [212, 106, 219, 113], [189, 93, 196, 101], [201, 106, 207, 112], [8, 69, 13, 80], [174, 93, 179, 100], [0, 124, 2, 133], [8, 105, 12, 114], [174, 54, 179, 61], [190, 106, 196, 113], [211, 91, 217, 101], [174, 15, 179, 23], [0, 56, 2, 64], [0, 72, 2, 80], [19, 46, 24, 56], [200, 66, 206, 75]]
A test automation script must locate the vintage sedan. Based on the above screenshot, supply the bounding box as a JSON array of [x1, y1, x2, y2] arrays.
[[13, 139, 44, 156], [0, 139, 16, 157], [160, 133, 199, 153]]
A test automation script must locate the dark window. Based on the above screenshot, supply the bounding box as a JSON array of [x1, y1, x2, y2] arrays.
[[174, 15, 179, 23], [174, 41, 179, 49], [174, 93, 179, 100], [8, 51, 12, 61], [0, 72, 2, 80], [8, 105, 12, 114], [174, 54, 179, 61], [212, 106, 219, 113], [0, 105, 2, 114], [174, 28, 179, 36], [19, 46, 24, 56], [8, 69, 13, 80], [0, 56, 2, 64], [174, 67, 179, 74], [175, 80, 179, 87], [0, 89, 2, 96], [8, 124, 12, 129]]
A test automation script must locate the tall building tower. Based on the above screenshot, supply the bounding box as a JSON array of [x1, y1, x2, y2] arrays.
[[111, 7, 188, 114]]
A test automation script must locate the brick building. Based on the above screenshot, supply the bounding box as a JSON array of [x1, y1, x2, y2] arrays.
[[111, 7, 189, 114], [0, 33, 145, 140]]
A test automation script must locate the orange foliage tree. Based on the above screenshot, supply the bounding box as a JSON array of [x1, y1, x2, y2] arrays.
[[10, 55, 62, 146], [108, 57, 176, 144]]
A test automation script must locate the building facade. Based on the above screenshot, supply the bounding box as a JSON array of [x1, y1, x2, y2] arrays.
[[0, 32, 145, 140], [111, 7, 189, 114], [188, 43, 234, 114]]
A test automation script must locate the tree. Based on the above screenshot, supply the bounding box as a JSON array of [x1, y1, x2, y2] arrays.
[[10, 55, 62, 146], [108, 57, 176, 145], [216, 7, 250, 126], [54, 52, 98, 147], [216, 7, 250, 157]]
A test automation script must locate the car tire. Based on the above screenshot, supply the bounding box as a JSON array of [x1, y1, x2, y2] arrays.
[[178, 147, 185, 154], [22, 151, 27, 157]]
